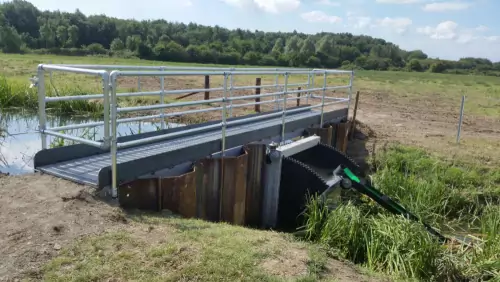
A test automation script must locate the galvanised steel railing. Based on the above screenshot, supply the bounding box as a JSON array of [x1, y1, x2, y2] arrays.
[[36, 64, 354, 198]]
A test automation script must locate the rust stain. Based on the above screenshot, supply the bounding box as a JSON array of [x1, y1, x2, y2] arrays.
[[307, 126, 333, 145], [220, 148, 249, 225], [161, 168, 197, 218], [118, 178, 159, 211], [195, 158, 221, 221], [244, 143, 266, 227], [335, 121, 350, 153]]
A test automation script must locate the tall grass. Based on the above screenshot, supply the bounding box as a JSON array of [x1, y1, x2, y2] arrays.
[[0, 76, 104, 116], [301, 145, 500, 281]]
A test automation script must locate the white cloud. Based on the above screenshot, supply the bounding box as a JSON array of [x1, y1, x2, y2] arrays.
[[376, 0, 422, 3], [475, 25, 488, 32], [422, 1, 472, 12], [221, 0, 300, 13], [316, 0, 341, 6], [484, 36, 500, 42], [375, 17, 412, 33], [416, 21, 499, 45], [417, 20, 458, 39], [301, 11, 342, 23]]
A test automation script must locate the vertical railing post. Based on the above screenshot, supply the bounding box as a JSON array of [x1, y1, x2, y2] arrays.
[[160, 67, 166, 129], [306, 73, 311, 105], [219, 73, 229, 220], [320, 71, 327, 126], [102, 71, 110, 147], [347, 70, 354, 117], [457, 95, 465, 144], [37, 65, 47, 149], [274, 69, 279, 110], [297, 87, 301, 107], [110, 72, 118, 199], [204, 75, 210, 100], [221, 73, 228, 156], [229, 68, 235, 117], [281, 72, 289, 144], [255, 77, 261, 112], [309, 72, 315, 104]]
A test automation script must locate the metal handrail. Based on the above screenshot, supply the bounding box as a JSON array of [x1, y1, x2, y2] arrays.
[[37, 64, 354, 199]]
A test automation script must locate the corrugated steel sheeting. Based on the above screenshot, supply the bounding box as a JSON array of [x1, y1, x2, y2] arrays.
[[118, 120, 351, 227], [119, 145, 267, 226]]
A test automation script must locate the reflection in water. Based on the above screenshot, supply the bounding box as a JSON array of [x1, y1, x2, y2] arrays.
[[0, 111, 182, 175]]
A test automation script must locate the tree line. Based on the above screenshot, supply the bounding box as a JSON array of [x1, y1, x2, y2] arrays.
[[1, 0, 499, 75]]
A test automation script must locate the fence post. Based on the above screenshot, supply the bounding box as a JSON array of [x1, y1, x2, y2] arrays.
[[297, 87, 301, 107], [204, 75, 210, 100], [456, 95, 465, 144], [349, 91, 360, 140], [255, 77, 261, 112]]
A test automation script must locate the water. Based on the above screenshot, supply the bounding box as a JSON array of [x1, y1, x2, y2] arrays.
[[0, 111, 183, 175]]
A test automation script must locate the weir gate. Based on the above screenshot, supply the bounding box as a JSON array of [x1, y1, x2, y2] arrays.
[[32, 64, 357, 229]]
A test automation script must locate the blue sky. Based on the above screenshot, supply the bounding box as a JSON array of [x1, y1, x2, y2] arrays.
[[23, 0, 500, 61]]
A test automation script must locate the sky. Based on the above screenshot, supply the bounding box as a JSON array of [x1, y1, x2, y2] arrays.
[[21, 0, 500, 61]]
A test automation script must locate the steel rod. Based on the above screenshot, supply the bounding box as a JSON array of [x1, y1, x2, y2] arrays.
[[43, 129, 102, 147], [281, 73, 289, 144], [45, 94, 104, 102], [114, 70, 335, 77], [110, 73, 118, 198], [160, 67, 165, 130], [229, 70, 234, 117], [347, 71, 354, 117], [102, 72, 110, 144], [37, 67, 47, 149], [117, 97, 224, 113], [320, 72, 327, 126], [40, 64, 105, 75]]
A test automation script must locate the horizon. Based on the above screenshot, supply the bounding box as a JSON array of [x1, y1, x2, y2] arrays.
[[4, 0, 500, 62]]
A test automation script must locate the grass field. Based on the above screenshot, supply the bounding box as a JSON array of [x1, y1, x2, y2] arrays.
[[1, 53, 500, 281]]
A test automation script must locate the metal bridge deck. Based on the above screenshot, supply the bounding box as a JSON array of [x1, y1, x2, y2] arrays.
[[36, 108, 347, 188]]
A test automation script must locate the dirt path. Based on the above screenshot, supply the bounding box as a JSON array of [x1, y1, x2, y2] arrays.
[[0, 174, 127, 281]]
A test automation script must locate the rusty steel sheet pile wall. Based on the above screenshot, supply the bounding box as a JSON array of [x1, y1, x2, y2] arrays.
[[118, 120, 352, 229], [118, 144, 267, 227], [306, 120, 351, 152]]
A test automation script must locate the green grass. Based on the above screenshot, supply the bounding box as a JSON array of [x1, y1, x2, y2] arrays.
[[1, 53, 500, 117], [302, 145, 500, 281], [32, 212, 370, 282]]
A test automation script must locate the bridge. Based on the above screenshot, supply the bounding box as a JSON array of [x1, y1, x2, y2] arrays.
[[32, 64, 355, 229]]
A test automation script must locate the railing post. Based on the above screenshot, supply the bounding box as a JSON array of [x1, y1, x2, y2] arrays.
[[347, 70, 354, 117], [102, 71, 110, 147], [204, 75, 210, 100], [255, 77, 261, 112], [308, 72, 315, 104], [306, 73, 311, 105], [110, 72, 118, 199], [274, 69, 279, 110], [37, 65, 47, 149], [281, 73, 289, 145], [456, 95, 465, 144], [220, 73, 229, 219], [229, 68, 235, 117], [320, 71, 327, 126], [297, 87, 301, 107], [160, 67, 166, 129]]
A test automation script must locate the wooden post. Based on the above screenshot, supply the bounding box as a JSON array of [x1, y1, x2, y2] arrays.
[[349, 91, 360, 140], [255, 77, 261, 112], [204, 75, 210, 100], [296, 87, 301, 107]]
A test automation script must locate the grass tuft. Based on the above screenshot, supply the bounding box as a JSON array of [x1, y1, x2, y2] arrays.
[[302, 145, 500, 281]]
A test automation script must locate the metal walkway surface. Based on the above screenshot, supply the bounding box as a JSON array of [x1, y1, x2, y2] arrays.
[[35, 107, 347, 188]]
